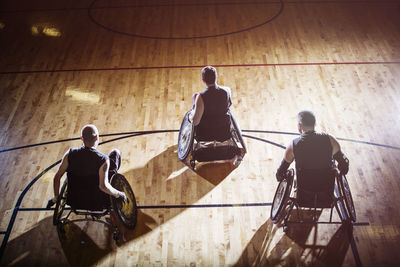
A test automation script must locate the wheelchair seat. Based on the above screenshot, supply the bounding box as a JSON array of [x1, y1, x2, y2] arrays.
[[195, 119, 231, 142], [192, 141, 242, 162], [296, 168, 336, 208], [66, 173, 110, 211], [178, 110, 247, 169]]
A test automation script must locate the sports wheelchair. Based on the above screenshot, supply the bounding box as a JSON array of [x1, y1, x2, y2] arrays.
[[270, 167, 356, 231], [177, 110, 247, 169], [52, 173, 137, 241]]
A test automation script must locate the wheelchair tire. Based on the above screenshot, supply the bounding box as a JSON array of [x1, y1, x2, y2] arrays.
[[229, 111, 247, 153], [53, 180, 68, 226], [270, 170, 293, 223], [338, 174, 356, 222], [177, 110, 195, 161], [110, 173, 138, 229]]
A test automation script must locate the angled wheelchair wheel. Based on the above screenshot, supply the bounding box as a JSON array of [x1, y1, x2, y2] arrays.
[[110, 173, 138, 229], [53, 180, 68, 226], [177, 110, 195, 161], [229, 111, 247, 153], [270, 170, 294, 223], [338, 174, 356, 222]]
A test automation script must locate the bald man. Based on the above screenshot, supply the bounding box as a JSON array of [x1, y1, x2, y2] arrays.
[[48, 124, 126, 208]]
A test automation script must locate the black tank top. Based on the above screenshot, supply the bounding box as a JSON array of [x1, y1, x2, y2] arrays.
[[67, 146, 108, 176], [66, 146, 109, 210], [293, 131, 333, 171], [198, 85, 231, 130]]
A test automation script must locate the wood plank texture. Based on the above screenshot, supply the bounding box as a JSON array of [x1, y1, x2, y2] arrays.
[[1, 0, 400, 266]]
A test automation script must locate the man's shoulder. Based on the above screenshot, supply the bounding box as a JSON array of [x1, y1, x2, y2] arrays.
[[68, 147, 80, 154], [217, 85, 231, 91], [70, 146, 108, 159], [316, 132, 332, 139], [93, 149, 108, 160], [216, 85, 231, 97]]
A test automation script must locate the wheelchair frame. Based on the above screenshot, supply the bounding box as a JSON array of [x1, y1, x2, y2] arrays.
[[177, 110, 247, 169], [270, 168, 356, 232], [53, 173, 138, 241]]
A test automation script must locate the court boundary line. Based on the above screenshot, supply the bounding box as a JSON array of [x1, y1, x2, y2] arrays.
[[2, 129, 400, 154], [87, 0, 284, 40], [1, 61, 400, 75]]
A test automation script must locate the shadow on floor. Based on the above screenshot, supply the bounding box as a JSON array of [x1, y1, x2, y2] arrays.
[[1, 217, 69, 266], [2, 144, 239, 266], [234, 217, 353, 267]]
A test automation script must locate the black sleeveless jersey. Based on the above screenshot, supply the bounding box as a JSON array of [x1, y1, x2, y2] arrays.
[[293, 131, 333, 171], [198, 85, 231, 130], [66, 146, 109, 210], [67, 146, 108, 177]]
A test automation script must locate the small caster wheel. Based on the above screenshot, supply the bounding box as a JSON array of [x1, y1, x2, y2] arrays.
[[113, 230, 120, 241], [283, 225, 288, 233], [190, 160, 196, 170]]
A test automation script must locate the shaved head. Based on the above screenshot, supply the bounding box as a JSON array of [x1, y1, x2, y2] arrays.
[[81, 124, 99, 146]]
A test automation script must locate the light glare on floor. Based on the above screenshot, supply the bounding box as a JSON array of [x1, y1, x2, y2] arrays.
[[31, 24, 61, 37], [65, 88, 100, 104]]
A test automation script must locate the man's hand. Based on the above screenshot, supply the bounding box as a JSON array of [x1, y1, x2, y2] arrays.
[[276, 172, 284, 182], [46, 197, 56, 208], [333, 151, 349, 175], [119, 192, 128, 203], [276, 159, 291, 182], [276, 169, 293, 182]]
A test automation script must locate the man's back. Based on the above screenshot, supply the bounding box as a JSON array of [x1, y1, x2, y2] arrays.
[[66, 146, 110, 210], [67, 146, 107, 176], [196, 85, 231, 141], [293, 131, 333, 171]]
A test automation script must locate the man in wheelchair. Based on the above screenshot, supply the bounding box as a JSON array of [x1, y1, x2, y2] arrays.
[[190, 66, 232, 140], [271, 110, 355, 225], [47, 124, 127, 210], [187, 66, 244, 165], [276, 110, 349, 183]]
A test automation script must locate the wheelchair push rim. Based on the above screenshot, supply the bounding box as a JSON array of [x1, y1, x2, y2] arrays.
[[53, 180, 68, 226], [177, 110, 194, 161], [338, 174, 356, 222], [229, 111, 247, 153], [270, 172, 293, 223], [110, 173, 138, 229]]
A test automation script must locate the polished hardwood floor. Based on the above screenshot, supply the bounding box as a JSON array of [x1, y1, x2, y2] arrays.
[[1, 0, 400, 266]]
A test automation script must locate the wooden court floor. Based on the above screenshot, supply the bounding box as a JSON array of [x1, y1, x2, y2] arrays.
[[1, 0, 400, 266]]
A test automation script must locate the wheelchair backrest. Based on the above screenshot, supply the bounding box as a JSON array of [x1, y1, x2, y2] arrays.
[[195, 122, 232, 142], [296, 168, 337, 208], [66, 172, 110, 211]]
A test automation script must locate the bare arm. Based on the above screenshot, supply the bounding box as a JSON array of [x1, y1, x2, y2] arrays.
[[53, 151, 69, 200], [227, 87, 232, 108], [98, 159, 124, 198], [190, 93, 204, 126], [329, 134, 349, 174], [328, 134, 341, 156], [275, 142, 294, 181], [284, 142, 295, 163]]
